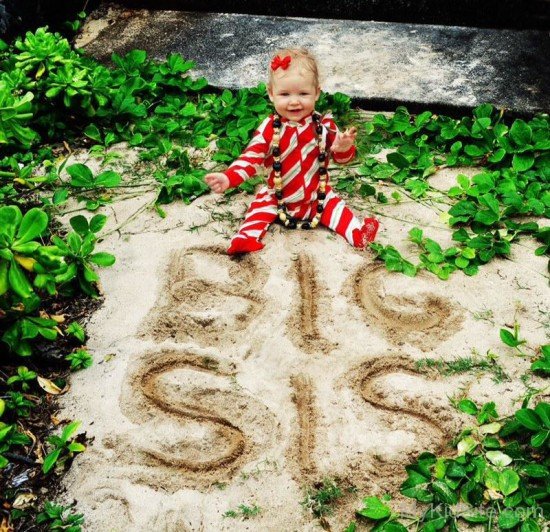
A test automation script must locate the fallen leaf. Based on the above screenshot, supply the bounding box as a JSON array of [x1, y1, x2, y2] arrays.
[[37, 376, 67, 395], [484, 488, 503, 501], [0, 515, 14, 532], [479, 422, 502, 435], [50, 415, 62, 426], [12, 493, 36, 509], [22, 429, 37, 446], [50, 314, 66, 323], [103, 353, 117, 363]]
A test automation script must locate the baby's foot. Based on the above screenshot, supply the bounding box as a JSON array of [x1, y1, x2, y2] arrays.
[[352, 217, 380, 248], [227, 236, 265, 255]]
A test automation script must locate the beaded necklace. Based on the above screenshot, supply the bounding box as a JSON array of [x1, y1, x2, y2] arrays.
[[272, 112, 328, 230]]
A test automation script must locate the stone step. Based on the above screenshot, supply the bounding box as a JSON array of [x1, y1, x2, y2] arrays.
[[79, 5, 550, 116], [119, 0, 550, 30]]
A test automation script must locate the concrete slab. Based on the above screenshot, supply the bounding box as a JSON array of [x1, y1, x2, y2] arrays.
[[79, 6, 550, 115], [119, 0, 550, 30]]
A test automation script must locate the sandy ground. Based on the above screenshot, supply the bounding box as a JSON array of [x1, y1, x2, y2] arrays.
[[56, 145, 549, 531]]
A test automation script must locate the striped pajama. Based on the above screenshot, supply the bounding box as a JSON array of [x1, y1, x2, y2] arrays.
[[224, 113, 364, 252]]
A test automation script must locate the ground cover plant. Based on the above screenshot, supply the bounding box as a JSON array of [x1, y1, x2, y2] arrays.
[[349, 332, 549, 532], [360, 107, 549, 280], [0, 20, 548, 531], [352, 397, 550, 531]]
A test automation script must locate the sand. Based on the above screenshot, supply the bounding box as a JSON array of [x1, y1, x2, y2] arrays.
[[57, 145, 549, 531]]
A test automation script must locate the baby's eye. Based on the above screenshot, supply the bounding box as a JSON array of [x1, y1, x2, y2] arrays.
[[280, 92, 289, 96], [300, 92, 309, 96]]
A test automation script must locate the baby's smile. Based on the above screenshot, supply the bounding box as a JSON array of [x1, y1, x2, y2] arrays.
[[268, 68, 320, 122]]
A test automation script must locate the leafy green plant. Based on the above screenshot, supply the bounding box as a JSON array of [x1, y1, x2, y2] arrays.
[[6, 365, 37, 391], [415, 354, 509, 383], [222, 504, 261, 520], [66, 163, 121, 190], [0, 84, 37, 148], [369, 243, 417, 277], [356, 399, 550, 531], [0, 205, 49, 299], [154, 166, 209, 206], [531, 345, 550, 375], [356, 495, 406, 531], [65, 349, 92, 371], [0, 422, 32, 468], [36, 501, 84, 532], [5, 391, 34, 417], [2, 312, 60, 357], [301, 479, 344, 518], [409, 226, 478, 279], [66, 321, 85, 343], [43, 420, 86, 474], [362, 105, 549, 279], [64, 11, 87, 34], [51, 214, 115, 297], [0, 205, 68, 356], [500, 323, 527, 354]]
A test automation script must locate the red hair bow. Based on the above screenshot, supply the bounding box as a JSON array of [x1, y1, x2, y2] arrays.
[[271, 55, 291, 71]]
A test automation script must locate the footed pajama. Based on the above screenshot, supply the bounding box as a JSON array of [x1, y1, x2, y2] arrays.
[[224, 113, 378, 254]]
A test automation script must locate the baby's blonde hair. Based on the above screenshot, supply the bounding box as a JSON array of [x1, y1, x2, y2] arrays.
[[267, 48, 320, 88]]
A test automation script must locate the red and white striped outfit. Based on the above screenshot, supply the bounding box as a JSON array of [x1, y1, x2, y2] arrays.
[[224, 113, 376, 254]]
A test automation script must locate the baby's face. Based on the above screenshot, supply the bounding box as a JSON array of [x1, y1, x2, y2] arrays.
[[268, 69, 320, 122]]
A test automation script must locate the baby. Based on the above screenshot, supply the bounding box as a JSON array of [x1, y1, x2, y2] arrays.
[[205, 48, 379, 255]]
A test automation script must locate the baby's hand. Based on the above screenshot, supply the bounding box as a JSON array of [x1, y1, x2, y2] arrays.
[[205, 172, 230, 194], [331, 127, 357, 153]]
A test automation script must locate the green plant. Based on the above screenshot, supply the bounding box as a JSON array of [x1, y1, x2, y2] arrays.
[[65, 321, 85, 343], [0, 205, 49, 299], [6, 365, 37, 391], [356, 495, 406, 531], [51, 214, 115, 297], [43, 420, 86, 474], [5, 391, 34, 417], [415, 354, 509, 383], [531, 345, 550, 375], [0, 422, 32, 468], [65, 349, 92, 371], [409, 226, 479, 279], [500, 322, 527, 354], [154, 166, 209, 206], [64, 11, 87, 33], [66, 163, 121, 190], [0, 84, 37, 148], [356, 399, 550, 531], [362, 105, 549, 279], [222, 504, 261, 519], [36, 501, 84, 531], [369, 243, 417, 277], [301, 479, 344, 518]]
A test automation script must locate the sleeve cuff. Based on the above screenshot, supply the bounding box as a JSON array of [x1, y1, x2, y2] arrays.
[[332, 145, 356, 164], [224, 169, 244, 188]]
